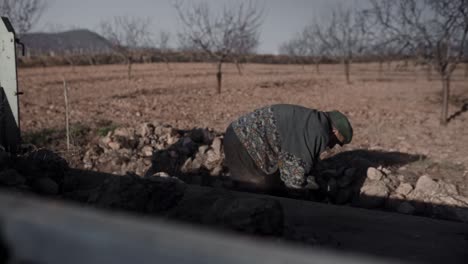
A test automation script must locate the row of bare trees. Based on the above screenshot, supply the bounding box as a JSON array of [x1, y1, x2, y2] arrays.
[[97, 0, 263, 91], [280, 0, 468, 125], [3, 0, 467, 125]]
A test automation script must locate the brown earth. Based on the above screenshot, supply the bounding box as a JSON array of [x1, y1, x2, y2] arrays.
[[17, 62, 468, 194]]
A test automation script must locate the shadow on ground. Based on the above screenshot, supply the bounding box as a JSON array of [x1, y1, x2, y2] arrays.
[[56, 165, 468, 264], [1, 148, 467, 263]]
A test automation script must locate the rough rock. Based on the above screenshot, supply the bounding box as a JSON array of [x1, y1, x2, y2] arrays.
[[203, 149, 223, 171], [108, 141, 121, 151], [15, 149, 68, 187], [210, 166, 223, 177], [335, 187, 353, 205], [319, 169, 340, 180], [113, 127, 135, 138], [141, 146, 153, 157], [0, 169, 26, 186], [337, 168, 355, 188], [189, 128, 213, 145], [168, 191, 284, 236], [385, 193, 405, 210], [32, 177, 59, 195], [90, 174, 187, 214], [211, 137, 223, 155], [140, 123, 155, 137], [359, 180, 390, 208], [414, 175, 440, 196], [395, 183, 413, 196], [367, 167, 384, 181]]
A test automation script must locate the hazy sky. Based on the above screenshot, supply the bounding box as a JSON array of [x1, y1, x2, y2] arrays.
[[37, 0, 363, 54]]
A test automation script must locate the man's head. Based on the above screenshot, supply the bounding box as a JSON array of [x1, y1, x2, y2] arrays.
[[326, 110, 353, 148]]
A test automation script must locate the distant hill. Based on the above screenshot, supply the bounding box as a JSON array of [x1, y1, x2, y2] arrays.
[[21, 29, 113, 56]]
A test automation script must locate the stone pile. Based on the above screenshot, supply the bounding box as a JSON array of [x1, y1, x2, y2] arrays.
[[315, 164, 468, 222], [82, 123, 468, 222], [83, 122, 225, 183]]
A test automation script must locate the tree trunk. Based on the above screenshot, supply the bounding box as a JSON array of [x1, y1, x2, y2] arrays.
[[440, 74, 450, 126], [344, 59, 351, 84], [216, 61, 223, 94], [235, 59, 243, 75], [315, 61, 320, 74]]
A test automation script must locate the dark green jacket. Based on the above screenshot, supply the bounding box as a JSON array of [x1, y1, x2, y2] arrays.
[[232, 104, 331, 188]]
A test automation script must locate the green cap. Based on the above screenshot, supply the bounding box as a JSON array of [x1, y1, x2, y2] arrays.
[[327, 111, 353, 144]]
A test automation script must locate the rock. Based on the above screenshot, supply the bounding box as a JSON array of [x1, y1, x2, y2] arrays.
[[210, 166, 223, 176], [452, 207, 468, 223], [382, 167, 392, 175], [189, 128, 212, 144], [319, 169, 339, 180], [179, 137, 197, 156], [33, 177, 59, 195], [113, 127, 135, 138], [203, 149, 222, 170], [338, 168, 355, 188], [359, 180, 389, 208], [108, 141, 121, 150], [397, 202, 415, 214], [335, 188, 353, 204], [414, 175, 439, 196], [0, 169, 26, 186], [385, 193, 405, 210], [382, 176, 400, 190], [167, 135, 180, 145], [181, 158, 194, 174], [140, 123, 155, 137], [141, 146, 153, 157], [16, 149, 68, 187], [154, 172, 170, 178], [211, 137, 223, 155], [439, 182, 459, 196], [169, 192, 284, 236], [367, 167, 384, 181], [100, 136, 111, 148], [191, 154, 204, 171], [91, 174, 187, 214], [395, 183, 413, 196], [198, 145, 209, 154]]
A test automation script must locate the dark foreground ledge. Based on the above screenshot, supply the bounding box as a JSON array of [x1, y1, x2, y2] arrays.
[[0, 188, 467, 264]]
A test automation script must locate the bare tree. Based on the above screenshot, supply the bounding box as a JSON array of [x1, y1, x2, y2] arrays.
[[174, 0, 263, 93], [152, 30, 173, 69], [280, 23, 329, 74], [99, 16, 151, 80], [368, 0, 468, 125], [0, 0, 47, 34], [279, 33, 309, 70], [315, 7, 368, 84]]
